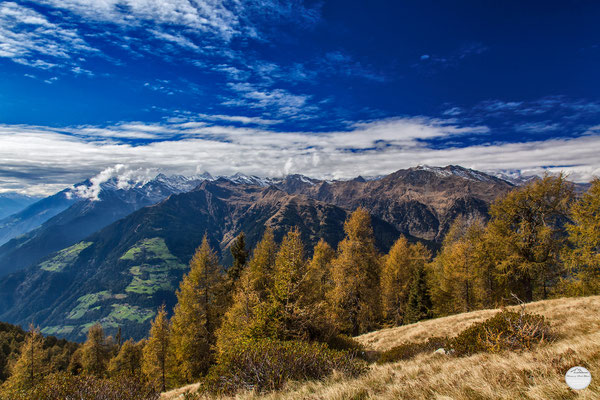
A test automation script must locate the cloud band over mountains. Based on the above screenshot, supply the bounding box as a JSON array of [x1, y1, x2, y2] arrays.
[[1, 117, 598, 195]]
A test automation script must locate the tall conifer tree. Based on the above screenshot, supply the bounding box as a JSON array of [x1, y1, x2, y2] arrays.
[[108, 339, 143, 378], [216, 228, 278, 356], [307, 239, 335, 300], [563, 178, 600, 295], [329, 208, 381, 335], [380, 237, 430, 325], [3, 324, 47, 391], [404, 266, 433, 324], [142, 305, 174, 392], [228, 232, 249, 283], [487, 174, 573, 301], [80, 323, 111, 377], [270, 228, 334, 342], [170, 235, 224, 381], [428, 218, 483, 315]]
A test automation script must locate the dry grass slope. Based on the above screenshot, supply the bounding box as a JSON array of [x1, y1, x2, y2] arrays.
[[162, 296, 600, 399]]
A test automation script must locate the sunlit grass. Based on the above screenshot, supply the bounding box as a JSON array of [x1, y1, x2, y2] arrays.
[[162, 296, 600, 400]]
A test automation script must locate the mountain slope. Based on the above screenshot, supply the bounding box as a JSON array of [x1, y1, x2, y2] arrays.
[[0, 181, 403, 341], [163, 296, 600, 399], [0, 193, 41, 220], [0, 175, 207, 278], [0, 189, 75, 246]]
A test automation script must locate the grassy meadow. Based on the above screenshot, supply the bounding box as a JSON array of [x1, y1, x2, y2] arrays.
[[162, 296, 600, 400]]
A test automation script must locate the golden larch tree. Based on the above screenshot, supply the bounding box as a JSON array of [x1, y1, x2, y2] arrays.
[[329, 208, 381, 335], [170, 235, 224, 382], [215, 228, 277, 356], [380, 236, 430, 325], [3, 324, 47, 391], [269, 228, 334, 342], [108, 338, 143, 378], [80, 323, 112, 377], [142, 304, 174, 392], [563, 178, 600, 295], [487, 174, 573, 302]]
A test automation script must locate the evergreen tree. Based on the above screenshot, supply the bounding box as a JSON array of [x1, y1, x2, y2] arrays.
[[404, 266, 433, 324], [270, 228, 334, 342], [142, 305, 174, 392], [115, 326, 122, 350], [170, 235, 224, 382], [428, 218, 484, 315], [563, 178, 600, 295], [228, 232, 249, 283], [3, 325, 47, 391], [216, 228, 278, 356], [246, 227, 278, 301], [108, 339, 143, 378], [487, 174, 573, 302], [329, 208, 381, 335], [68, 347, 83, 375], [307, 239, 335, 300], [80, 323, 111, 377], [380, 237, 430, 325]]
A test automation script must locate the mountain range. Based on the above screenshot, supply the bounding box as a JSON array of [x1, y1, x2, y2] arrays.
[[0, 193, 42, 220], [0, 165, 516, 341]]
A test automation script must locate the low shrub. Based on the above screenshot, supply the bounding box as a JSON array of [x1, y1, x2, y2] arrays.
[[0, 372, 159, 400], [450, 309, 551, 357], [377, 336, 448, 364], [327, 334, 365, 353], [201, 339, 367, 394]]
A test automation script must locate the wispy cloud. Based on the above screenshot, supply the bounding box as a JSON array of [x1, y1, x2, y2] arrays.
[[415, 42, 488, 72], [441, 96, 600, 145], [476, 97, 600, 117], [224, 83, 317, 118], [195, 114, 282, 126], [514, 122, 560, 134], [32, 0, 320, 54], [443, 107, 463, 116], [0, 2, 97, 70], [1, 116, 598, 195]]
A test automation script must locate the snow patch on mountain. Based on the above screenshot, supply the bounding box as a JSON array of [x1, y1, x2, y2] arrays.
[[414, 165, 499, 183]]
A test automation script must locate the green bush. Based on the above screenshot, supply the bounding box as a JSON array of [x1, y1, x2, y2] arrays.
[[377, 336, 448, 364], [201, 339, 367, 394], [0, 372, 158, 400], [450, 309, 551, 357]]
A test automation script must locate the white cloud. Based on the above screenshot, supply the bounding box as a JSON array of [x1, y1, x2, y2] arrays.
[[0, 118, 599, 196], [0, 2, 97, 69], [71, 164, 156, 200], [224, 83, 316, 118], [32, 0, 319, 47]]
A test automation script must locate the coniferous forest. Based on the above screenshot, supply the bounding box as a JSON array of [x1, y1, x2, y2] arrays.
[[0, 175, 599, 399]]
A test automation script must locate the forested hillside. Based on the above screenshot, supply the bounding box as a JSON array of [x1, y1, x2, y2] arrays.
[[1, 174, 598, 399]]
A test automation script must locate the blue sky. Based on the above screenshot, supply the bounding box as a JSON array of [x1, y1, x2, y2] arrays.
[[0, 0, 599, 194]]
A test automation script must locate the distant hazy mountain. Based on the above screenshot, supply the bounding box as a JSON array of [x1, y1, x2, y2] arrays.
[[0, 193, 41, 220], [489, 169, 540, 186], [0, 165, 515, 342], [0, 174, 209, 277], [0, 190, 76, 246]]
